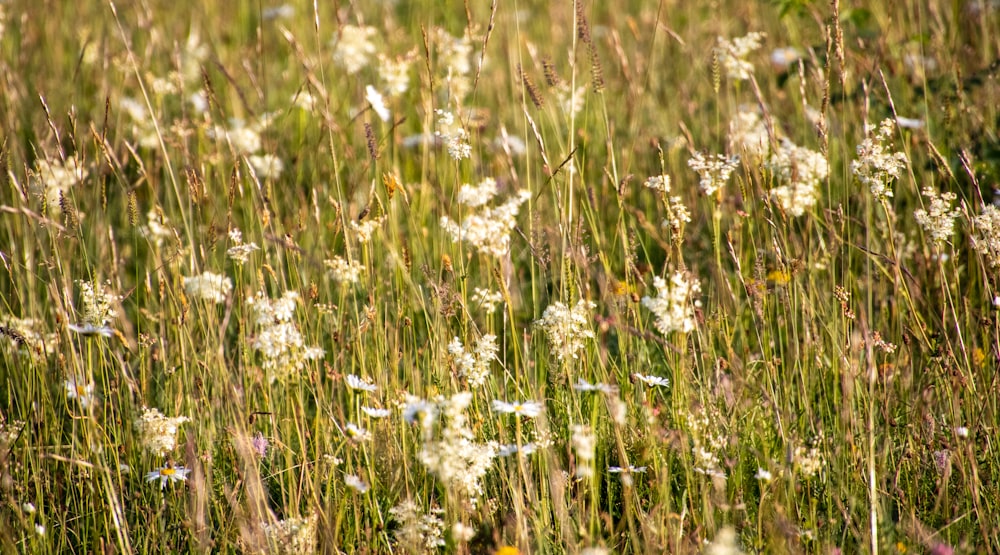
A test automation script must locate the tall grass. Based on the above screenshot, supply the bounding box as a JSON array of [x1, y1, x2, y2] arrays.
[[1, 0, 999, 553]]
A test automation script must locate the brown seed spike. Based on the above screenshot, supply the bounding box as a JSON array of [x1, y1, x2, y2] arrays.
[[365, 123, 378, 160], [519, 65, 544, 109]]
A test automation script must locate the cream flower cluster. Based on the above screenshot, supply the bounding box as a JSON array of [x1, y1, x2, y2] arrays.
[[440, 178, 531, 258]]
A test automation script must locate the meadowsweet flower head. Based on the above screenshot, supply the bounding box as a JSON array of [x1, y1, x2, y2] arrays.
[[852, 118, 908, 200], [332, 25, 377, 75], [65, 376, 97, 409], [470, 288, 504, 314], [248, 154, 284, 180], [642, 273, 701, 335], [262, 516, 317, 554], [248, 290, 324, 383], [448, 334, 498, 387], [378, 54, 412, 96], [914, 187, 960, 244], [440, 183, 530, 257], [389, 500, 446, 553], [973, 205, 1000, 268], [728, 108, 770, 161], [571, 424, 596, 478], [644, 174, 671, 193], [145, 464, 191, 489], [135, 407, 189, 456], [535, 300, 596, 362], [76, 281, 120, 326], [226, 229, 259, 264], [433, 27, 474, 100], [418, 392, 498, 505], [0, 416, 25, 445], [688, 152, 740, 196], [435, 109, 471, 160], [684, 406, 727, 480], [345, 374, 377, 392], [716, 32, 765, 80], [492, 400, 543, 418], [325, 256, 365, 284], [211, 121, 261, 155], [704, 526, 744, 555], [183, 271, 233, 304], [349, 216, 386, 243], [139, 210, 176, 248], [767, 140, 828, 217], [30, 155, 88, 215], [457, 177, 499, 207], [1, 316, 57, 360], [793, 435, 825, 478]]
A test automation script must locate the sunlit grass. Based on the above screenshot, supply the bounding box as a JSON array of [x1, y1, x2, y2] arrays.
[[1, 0, 999, 553]]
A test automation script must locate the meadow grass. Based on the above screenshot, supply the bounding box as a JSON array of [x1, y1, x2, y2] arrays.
[[1, 0, 999, 553]]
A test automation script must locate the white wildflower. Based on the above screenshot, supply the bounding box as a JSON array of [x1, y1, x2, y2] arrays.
[[365, 85, 390, 122], [418, 392, 497, 505], [535, 300, 596, 361], [914, 187, 960, 244], [325, 256, 365, 284], [344, 474, 370, 493], [571, 424, 596, 478], [491, 400, 543, 418], [716, 32, 766, 80], [390, 500, 446, 553], [767, 140, 828, 217], [135, 407, 189, 456], [688, 152, 740, 196], [633, 373, 671, 387], [183, 272, 232, 304], [440, 185, 531, 258], [851, 118, 908, 200], [248, 154, 284, 180], [345, 374, 377, 392], [448, 334, 498, 387], [470, 288, 504, 314], [642, 273, 701, 335], [434, 109, 471, 161], [248, 290, 324, 383], [332, 25, 377, 75], [378, 54, 412, 96]]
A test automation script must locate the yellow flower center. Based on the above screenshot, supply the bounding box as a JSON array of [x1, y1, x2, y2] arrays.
[[161, 468, 176, 477]]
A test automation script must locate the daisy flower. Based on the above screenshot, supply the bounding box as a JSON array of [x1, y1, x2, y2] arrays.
[[491, 400, 543, 418], [361, 406, 391, 418], [145, 465, 191, 489], [633, 373, 671, 387], [344, 423, 371, 443], [64, 377, 97, 409], [573, 378, 618, 394], [344, 474, 370, 493], [345, 374, 377, 392], [68, 323, 114, 338], [608, 465, 647, 473]]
